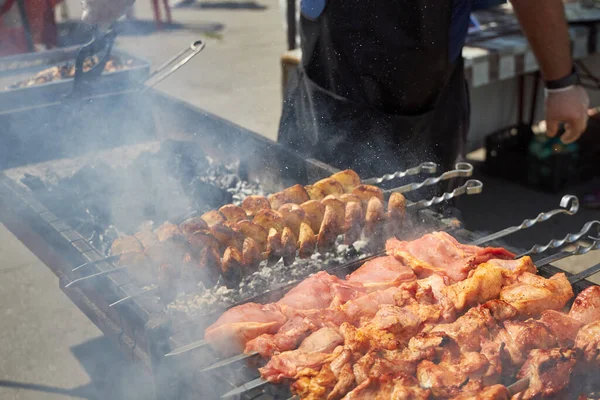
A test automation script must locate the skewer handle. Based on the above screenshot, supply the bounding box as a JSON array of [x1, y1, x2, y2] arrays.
[[520, 220, 600, 257], [507, 377, 530, 396], [535, 239, 600, 267], [387, 162, 473, 194], [362, 161, 437, 185], [469, 195, 580, 246], [64, 264, 131, 288], [406, 179, 482, 211]]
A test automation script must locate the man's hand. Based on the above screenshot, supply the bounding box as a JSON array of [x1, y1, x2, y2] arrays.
[[82, 0, 134, 24], [545, 85, 590, 144]]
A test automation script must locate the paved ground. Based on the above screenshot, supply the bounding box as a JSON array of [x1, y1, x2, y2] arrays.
[[1, 1, 599, 399]]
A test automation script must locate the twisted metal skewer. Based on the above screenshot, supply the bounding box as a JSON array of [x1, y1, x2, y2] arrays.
[[521, 220, 600, 257], [406, 179, 483, 211], [535, 239, 600, 267], [387, 162, 473, 194], [362, 161, 438, 185], [470, 195, 580, 246]]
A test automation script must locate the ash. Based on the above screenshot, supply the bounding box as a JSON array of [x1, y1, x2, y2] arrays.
[[167, 236, 370, 317], [17, 140, 263, 255]]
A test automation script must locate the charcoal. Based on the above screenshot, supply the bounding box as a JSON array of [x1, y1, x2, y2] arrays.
[[219, 174, 240, 190], [187, 178, 233, 209]]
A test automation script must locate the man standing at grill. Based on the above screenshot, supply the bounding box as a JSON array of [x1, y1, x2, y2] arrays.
[[276, 0, 591, 177]]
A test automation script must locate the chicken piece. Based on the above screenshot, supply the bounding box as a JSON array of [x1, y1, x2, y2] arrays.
[[241, 195, 271, 217], [277, 271, 366, 312], [305, 184, 328, 201], [341, 287, 403, 325], [278, 203, 306, 237], [314, 178, 345, 197], [210, 222, 244, 251], [284, 184, 312, 204], [301, 200, 326, 234], [253, 209, 285, 233], [495, 319, 557, 366], [221, 246, 243, 288], [346, 256, 416, 292], [364, 197, 385, 239], [575, 320, 600, 366], [281, 227, 298, 266], [245, 315, 320, 358], [242, 237, 262, 271], [204, 303, 286, 357], [499, 272, 574, 318], [134, 230, 160, 248], [514, 348, 578, 400], [178, 216, 209, 237], [321, 195, 346, 235], [291, 363, 338, 400], [218, 204, 247, 223], [569, 286, 600, 325], [417, 352, 492, 399], [339, 193, 362, 205], [360, 304, 439, 350], [341, 373, 430, 400], [235, 220, 268, 252], [450, 384, 509, 400], [386, 192, 406, 238], [343, 201, 364, 245], [386, 232, 515, 283], [539, 310, 584, 347], [269, 184, 311, 209], [266, 227, 283, 265], [442, 261, 505, 312], [194, 245, 221, 287], [188, 230, 220, 253], [482, 299, 518, 322], [429, 305, 497, 352], [298, 222, 317, 259], [200, 210, 226, 228], [330, 169, 361, 193], [327, 363, 355, 400], [259, 327, 344, 383], [317, 205, 340, 253], [351, 184, 385, 203]]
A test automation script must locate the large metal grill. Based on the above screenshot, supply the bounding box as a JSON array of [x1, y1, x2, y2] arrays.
[[0, 89, 598, 400]]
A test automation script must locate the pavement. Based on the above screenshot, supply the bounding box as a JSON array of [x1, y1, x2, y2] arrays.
[[1, 1, 599, 399]]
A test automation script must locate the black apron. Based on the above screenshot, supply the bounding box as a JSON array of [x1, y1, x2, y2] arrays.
[[278, 0, 470, 179]]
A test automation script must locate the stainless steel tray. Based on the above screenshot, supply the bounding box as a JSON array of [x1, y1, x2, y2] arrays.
[[0, 46, 150, 112]]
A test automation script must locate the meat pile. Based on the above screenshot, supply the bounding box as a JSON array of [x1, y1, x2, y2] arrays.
[[203, 232, 600, 399]]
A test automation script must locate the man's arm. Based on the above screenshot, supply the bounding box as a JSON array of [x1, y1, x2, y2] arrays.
[[511, 0, 590, 143]]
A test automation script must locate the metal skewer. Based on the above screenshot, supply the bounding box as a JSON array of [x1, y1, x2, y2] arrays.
[[385, 162, 474, 194], [469, 194, 580, 246], [221, 377, 268, 399], [109, 286, 158, 307], [72, 254, 122, 272], [362, 161, 438, 185], [404, 179, 482, 210], [519, 220, 600, 257], [64, 265, 132, 288]]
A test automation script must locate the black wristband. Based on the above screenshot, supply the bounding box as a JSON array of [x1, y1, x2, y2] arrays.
[[545, 67, 580, 90]]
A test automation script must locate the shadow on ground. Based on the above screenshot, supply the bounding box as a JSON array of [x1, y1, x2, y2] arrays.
[[0, 336, 150, 400]]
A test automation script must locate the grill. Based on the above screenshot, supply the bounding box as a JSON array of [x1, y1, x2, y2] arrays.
[[0, 89, 598, 400]]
